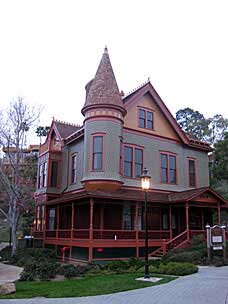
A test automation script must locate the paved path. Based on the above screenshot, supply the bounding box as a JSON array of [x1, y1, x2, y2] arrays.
[[0, 266, 228, 304], [0, 263, 23, 285]]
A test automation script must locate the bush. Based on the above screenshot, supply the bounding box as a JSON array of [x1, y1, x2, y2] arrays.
[[60, 264, 87, 279], [20, 259, 59, 281], [158, 262, 198, 276], [137, 265, 158, 273], [104, 260, 129, 273]]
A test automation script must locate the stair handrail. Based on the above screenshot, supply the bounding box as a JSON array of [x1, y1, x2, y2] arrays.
[[165, 229, 188, 251]]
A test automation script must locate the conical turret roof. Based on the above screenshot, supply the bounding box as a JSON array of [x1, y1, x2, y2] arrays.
[[82, 47, 125, 115]]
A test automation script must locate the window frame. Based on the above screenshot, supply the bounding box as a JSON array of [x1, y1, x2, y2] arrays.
[[123, 144, 144, 179], [160, 151, 177, 185], [50, 160, 59, 187], [188, 157, 197, 188], [91, 133, 105, 172], [138, 107, 154, 130], [71, 153, 77, 184], [42, 161, 47, 188]]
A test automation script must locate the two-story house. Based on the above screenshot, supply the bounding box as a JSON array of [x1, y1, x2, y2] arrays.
[[34, 47, 228, 262]]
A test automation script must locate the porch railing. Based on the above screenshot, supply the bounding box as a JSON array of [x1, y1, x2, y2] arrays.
[[166, 229, 188, 251], [36, 229, 171, 240], [190, 230, 206, 240]]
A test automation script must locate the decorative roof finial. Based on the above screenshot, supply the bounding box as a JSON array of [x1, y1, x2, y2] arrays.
[[104, 45, 108, 54]]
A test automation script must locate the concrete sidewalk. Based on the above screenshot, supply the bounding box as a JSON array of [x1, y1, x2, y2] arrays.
[[0, 263, 23, 285], [0, 266, 228, 304]]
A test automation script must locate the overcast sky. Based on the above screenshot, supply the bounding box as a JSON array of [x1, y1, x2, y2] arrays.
[[0, 0, 228, 140]]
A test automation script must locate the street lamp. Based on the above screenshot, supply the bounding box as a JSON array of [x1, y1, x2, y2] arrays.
[[141, 167, 151, 279]]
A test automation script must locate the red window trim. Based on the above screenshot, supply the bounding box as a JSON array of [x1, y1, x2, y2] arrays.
[[160, 151, 178, 185], [138, 107, 155, 130], [70, 153, 77, 185], [123, 143, 144, 179], [91, 133, 106, 172], [187, 157, 197, 188]]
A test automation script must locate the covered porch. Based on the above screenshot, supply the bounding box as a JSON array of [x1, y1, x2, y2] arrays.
[[33, 187, 228, 261]]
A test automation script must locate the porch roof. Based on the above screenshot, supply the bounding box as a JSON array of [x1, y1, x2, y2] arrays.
[[168, 187, 228, 205], [45, 186, 228, 206]]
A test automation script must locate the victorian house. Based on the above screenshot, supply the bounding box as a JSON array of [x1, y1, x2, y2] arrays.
[[34, 48, 228, 261]]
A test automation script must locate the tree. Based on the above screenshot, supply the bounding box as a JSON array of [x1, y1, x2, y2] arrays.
[[209, 114, 228, 145], [36, 126, 50, 145], [212, 133, 228, 181], [176, 107, 211, 142], [0, 97, 40, 256]]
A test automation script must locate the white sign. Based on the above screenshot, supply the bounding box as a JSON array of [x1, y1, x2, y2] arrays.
[[212, 236, 222, 243], [213, 246, 223, 250]]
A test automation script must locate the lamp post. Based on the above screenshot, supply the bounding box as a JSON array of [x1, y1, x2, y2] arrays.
[[141, 167, 151, 279]]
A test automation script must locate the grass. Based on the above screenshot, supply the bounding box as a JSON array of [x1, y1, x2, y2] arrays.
[[0, 273, 176, 299]]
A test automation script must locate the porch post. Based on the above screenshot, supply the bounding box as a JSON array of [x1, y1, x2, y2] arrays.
[[89, 198, 94, 261], [135, 203, 139, 257], [169, 205, 172, 239], [186, 202, 190, 240], [201, 208, 204, 230], [56, 205, 60, 239], [43, 205, 47, 240], [218, 203, 221, 225], [71, 202, 74, 239]]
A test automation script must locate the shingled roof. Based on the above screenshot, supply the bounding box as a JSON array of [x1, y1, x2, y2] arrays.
[[54, 120, 81, 140], [81, 47, 125, 115]]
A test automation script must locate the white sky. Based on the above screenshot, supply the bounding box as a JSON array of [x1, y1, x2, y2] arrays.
[[0, 0, 228, 143]]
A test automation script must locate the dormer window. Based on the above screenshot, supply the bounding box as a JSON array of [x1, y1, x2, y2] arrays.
[[138, 108, 154, 130]]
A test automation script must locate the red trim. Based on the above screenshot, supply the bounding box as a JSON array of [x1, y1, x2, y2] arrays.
[[122, 144, 144, 179], [160, 151, 178, 185], [123, 127, 180, 144], [84, 116, 123, 124], [187, 157, 197, 188], [90, 133, 106, 172], [123, 82, 211, 152]]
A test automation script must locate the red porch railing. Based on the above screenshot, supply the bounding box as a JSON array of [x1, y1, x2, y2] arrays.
[[33, 231, 44, 239], [93, 229, 136, 240], [73, 229, 90, 239], [139, 230, 170, 240], [166, 229, 188, 251], [37, 229, 172, 240]]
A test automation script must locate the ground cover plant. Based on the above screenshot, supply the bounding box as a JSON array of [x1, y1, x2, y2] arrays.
[[0, 273, 175, 299], [162, 235, 228, 266]]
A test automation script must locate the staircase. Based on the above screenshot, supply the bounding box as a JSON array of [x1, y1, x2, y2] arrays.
[[149, 229, 189, 258]]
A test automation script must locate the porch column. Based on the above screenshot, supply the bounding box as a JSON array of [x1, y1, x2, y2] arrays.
[[71, 202, 74, 239], [169, 205, 172, 239], [135, 203, 139, 257], [218, 203, 221, 225], [99, 204, 104, 239], [185, 202, 190, 240], [43, 205, 47, 239], [201, 208, 204, 230], [56, 205, 60, 239], [89, 198, 94, 261]]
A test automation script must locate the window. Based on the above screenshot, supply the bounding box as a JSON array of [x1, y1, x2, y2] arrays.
[[38, 164, 42, 189], [92, 135, 103, 171], [123, 204, 131, 230], [139, 109, 146, 128], [50, 161, 58, 187], [42, 161, 47, 187], [160, 152, 177, 184], [188, 158, 196, 187], [138, 108, 154, 129], [48, 208, 56, 230], [71, 155, 77, 184], [124, 145, 143, 178]]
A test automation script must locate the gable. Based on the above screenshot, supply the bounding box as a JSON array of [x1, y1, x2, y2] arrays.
[[123, 92, 179, 141]]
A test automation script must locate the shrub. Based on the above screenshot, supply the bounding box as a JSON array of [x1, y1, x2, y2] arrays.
[[104, 260, 129, 273], [61, 264, 87, 279], [127, 257, 144, 270], [20, 259, 59, 281], [137, 265, 158, 273], [158, 262, 198, 276]]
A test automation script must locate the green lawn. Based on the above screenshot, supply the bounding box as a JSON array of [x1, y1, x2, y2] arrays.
[[0, 273, 175, 299]]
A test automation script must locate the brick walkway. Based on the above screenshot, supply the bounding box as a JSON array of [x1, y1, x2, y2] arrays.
[[0, 266, 228, 304]]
